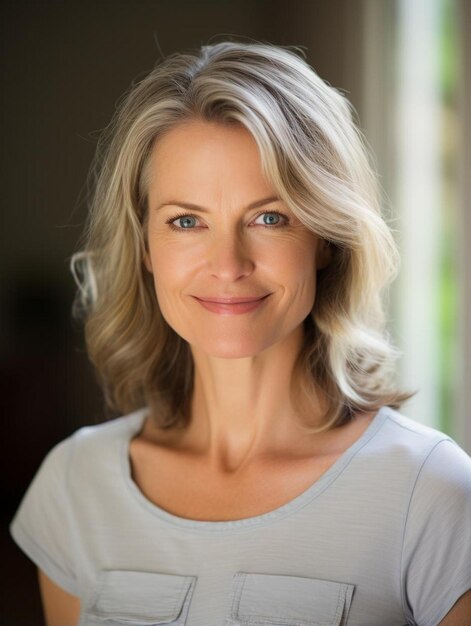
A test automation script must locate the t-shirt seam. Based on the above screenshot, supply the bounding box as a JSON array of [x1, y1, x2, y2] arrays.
[[398, 437, 454, 624]]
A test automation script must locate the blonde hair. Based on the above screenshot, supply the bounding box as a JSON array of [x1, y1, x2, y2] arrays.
[[71, 39, 417, 433]]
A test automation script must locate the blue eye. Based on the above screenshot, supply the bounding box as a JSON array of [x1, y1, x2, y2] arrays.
[[167, 215, 200, 230], [180, 216, 195, 228], [255, 212, 285, 226], [165, 210, 289, 231], [257, 211, 289, 227]]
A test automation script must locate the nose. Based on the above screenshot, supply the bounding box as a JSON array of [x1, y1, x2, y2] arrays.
[[207, 231, 255, 281]]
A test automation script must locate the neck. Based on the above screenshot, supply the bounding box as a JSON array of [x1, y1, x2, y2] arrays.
[[176, 325, 326, 473]]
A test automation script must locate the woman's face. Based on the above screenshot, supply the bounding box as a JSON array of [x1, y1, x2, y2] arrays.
[[144, 119, 327, 358]]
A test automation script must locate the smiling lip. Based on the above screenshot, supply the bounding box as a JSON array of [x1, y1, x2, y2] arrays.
[[192, 294, 271, 315], [194, 295, 269, 304]]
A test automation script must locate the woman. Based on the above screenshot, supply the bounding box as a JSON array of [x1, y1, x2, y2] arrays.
[[10, 40, 471, 626]]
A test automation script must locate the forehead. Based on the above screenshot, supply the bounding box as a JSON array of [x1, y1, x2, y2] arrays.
[[154, 118, 256, 154], [146, 119, 274, 200]]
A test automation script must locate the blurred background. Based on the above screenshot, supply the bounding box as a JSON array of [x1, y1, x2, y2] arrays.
[[1, 0, 470, 622]]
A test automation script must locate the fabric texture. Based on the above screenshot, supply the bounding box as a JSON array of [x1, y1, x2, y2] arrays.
[[9, 405, 471, 626]]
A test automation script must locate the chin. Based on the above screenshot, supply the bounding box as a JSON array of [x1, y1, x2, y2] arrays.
[[191, 336, 274, 359]]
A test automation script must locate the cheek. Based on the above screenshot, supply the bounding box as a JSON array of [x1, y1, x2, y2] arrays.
[[277, 241, 318, 306], [147, 236, 194, 280], [147, 244, 197, 324], [273, 237, 317, 279]]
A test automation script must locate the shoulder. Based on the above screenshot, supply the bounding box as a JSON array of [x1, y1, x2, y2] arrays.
[[69, 407, 148, 449], [380, 405, 452, 441], [377, 406, 468, 462], [42, 407, 148, 477], [378, 407, 471, 516], [360, 406, 471, 496], [394, 410, 471, 625]]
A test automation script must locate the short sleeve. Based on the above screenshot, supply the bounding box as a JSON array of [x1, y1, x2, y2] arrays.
[[401, 438, 471, 625], [9, 435, 79, 596]]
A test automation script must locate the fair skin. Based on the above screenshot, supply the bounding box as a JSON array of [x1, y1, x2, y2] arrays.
[[142, 118, 335, 474], [37, 569, 80, 626], [131, 119, 384, 525], [38, 118, 471, 623]]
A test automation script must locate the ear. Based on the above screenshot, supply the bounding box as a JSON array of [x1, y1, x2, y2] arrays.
[[316, 240, 332, 270]]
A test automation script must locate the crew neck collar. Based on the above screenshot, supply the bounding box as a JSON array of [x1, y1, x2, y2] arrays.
[[121, 405, 390, 533]]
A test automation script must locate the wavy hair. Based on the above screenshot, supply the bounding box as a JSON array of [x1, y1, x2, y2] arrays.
[[70, 39, 417, 433]]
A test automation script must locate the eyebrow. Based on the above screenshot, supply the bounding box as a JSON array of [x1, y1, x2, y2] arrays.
[[155, 196, 281, 213]]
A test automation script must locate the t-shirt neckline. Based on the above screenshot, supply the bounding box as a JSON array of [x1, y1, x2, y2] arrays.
[[121, 405, 390, 533]]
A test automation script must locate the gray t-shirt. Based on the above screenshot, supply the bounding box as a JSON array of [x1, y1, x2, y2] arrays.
[[9, 405, 471, 626]]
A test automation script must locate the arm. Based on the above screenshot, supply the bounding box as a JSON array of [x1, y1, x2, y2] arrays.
[[438, 588, 471, 626], [38, 568, 81, 626]]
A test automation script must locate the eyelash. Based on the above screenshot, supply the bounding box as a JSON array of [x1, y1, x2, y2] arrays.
[[165, 210, 290, 231]]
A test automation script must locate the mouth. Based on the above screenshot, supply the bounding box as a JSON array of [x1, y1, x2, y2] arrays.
[[193, 295, 270, 304], [192, 294, 271, 315]]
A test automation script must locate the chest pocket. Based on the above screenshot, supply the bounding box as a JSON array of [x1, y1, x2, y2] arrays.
[[226, 572, 355, 626], [79, 570, 197, 626]]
